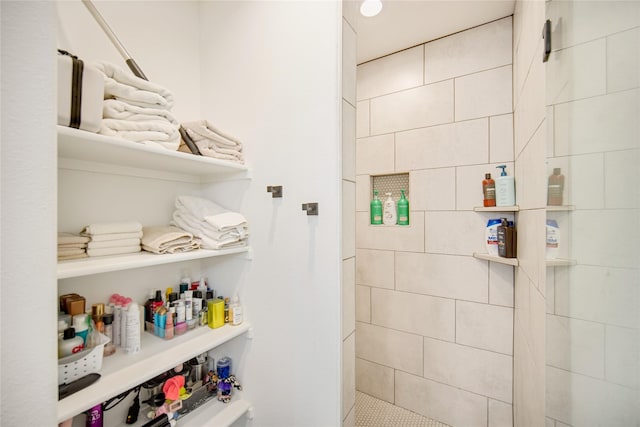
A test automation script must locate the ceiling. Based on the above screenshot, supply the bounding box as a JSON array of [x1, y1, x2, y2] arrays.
[[355, 0, 516, 64]]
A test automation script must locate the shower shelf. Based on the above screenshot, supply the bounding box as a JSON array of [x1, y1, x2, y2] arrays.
[[546, 205, 575, 211], [473, 206, 519, 212], [546, 258, 577, 267], [473, 253, 519, 266]]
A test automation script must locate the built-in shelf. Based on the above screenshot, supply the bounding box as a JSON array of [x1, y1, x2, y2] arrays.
[[546, 205, 576, 211], [172, 397, 252, 427], [546, 258, 577, 267], [57, 126, 248, 181], [473, 253, 519, 266], [57, 322, 252, 423], [473, 206, 519, 212], [57, 247, 250, 279]]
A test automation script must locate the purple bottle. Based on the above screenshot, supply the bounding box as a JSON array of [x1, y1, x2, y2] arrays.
[[86, 404, 103, 427]]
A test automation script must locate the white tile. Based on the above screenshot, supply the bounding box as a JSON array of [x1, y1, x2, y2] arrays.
[[455, 66, 512, 121], [546, 153, 604, 210], [514, 43, 545, 158], [513, 1, 545, 105], [514, 209, 546, 288], [546, 39, 606, 105], [545, 418, 555, 427], [515, 123, 546, 209], [546, 365, 640, 427], [342, 181, 356, 259], [396, 252, 488, 303], [546, 314, 605, 378], [355, 285, 371, 323], [425, 211, 489, 255], [342, 100, 356, 182], [604, 149, 639, 209], [356, 322, 423, 376], [489, 262, 514, 308], [371, 288, 455, 341], [513, 313, 545, 427], [355, 249, 394, 289], [605, 325, 639, 389], [490, 114, 514, 164], [356, 100, 370, 138], [342, 2, 358, 33], [342, 257, 355, 340], [395, 371, 488, 427], [456, 162, 514, 211], [343, 405, 355, 427], [342, 332, 356, 419], [425, 17, 512, 83], [356, 211, 425, 252], [457, 301, 513, 355], [410, 168, 456, 211], [423, 337, 513, 402], [356, 134, 395, 175], [397, 118, 488, 171], [357, 46, 424, 101], [342, 20, 357, 106], [355, 174, 370, 212], [555, 265, 640, 329], [355, 358, 395, 403], [546, 106, 555, 157], [545, 268, 555, 314], [554, 89, 639, 156], [370, 80, 454, 135], [489, 400, 513, 427], [607, 28, 640, 92]]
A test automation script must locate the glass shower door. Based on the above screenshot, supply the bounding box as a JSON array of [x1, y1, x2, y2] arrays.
[[544, 1, 640, 425]]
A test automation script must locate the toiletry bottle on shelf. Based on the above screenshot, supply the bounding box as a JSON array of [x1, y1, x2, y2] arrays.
[[383, 193, 397, 225], [495, 165, 515, 206], [546, 219, 560, 259], [482, 173, 496, 207], [397, 190, 409, 225], [370, 191, 383, 225], [485, 218, 501, 256], [125, 302, 140, 354], [230, 295, 243, 326], [547, 168, 565, 206], [59, 327, 84, 358]]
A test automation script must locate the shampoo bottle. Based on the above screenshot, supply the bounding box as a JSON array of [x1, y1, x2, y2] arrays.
[[546, 219, 560, 259], [495, 165, 515, 206], [397, 190, 409, 225], [370, 191, 383, 225], [482, 173, 496, 207], [547, 168, 565, 206], [383, 193, 397, 225]]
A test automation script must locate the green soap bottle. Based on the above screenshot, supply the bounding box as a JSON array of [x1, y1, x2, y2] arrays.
[[397, 190, 409, 225], [370, 191, 383, 225]]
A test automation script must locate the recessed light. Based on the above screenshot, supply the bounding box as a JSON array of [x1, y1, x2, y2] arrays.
[[360, 0, 382, 17]]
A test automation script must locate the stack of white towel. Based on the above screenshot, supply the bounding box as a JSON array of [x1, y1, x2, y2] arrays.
[[170, 195, 248, 250], [181, 120, 244, 164], [58, 232, 90, 261], [81, 221, 142, 257], [95, 62, 180, 151], [141, 225, 201, 255]]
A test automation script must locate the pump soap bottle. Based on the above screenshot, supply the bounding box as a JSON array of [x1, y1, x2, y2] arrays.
[[495, 165, 515, 206], [482, 173, 496, 207], [397, 190, 409, 225], [547, 168, 565, 206], [370, 191, 382, 225], [383, 193, 397, 225]]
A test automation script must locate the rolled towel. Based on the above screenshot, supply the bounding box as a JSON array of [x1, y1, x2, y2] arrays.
[[103, 99, 179, 125], [87, 245, 141, 257], [81, 221, 142, 236], [142, 225, 200, 254], [204, 212, 248, 232], [87, 238, 141, 249], [95, 62, 174, 110], [58, 232, 90, 246], [181, 120, 243, 149], [99, 118, 180, 151]]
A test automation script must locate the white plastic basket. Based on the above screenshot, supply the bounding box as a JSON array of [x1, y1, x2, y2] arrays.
[[58, 333, 110, 385]]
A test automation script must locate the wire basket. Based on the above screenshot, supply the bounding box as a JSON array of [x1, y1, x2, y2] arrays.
[[58, 333, 109, 385]]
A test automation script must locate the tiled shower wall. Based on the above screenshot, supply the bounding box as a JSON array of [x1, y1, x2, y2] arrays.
[[355, 17, 515, 427]]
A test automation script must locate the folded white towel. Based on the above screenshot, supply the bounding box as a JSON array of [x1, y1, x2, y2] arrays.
[[87, 238, 141, 249], [172, 211, 246, 242], [58, 232, 91, 245], [58, 253, 89, 261], [193, 139, 244, 164], [141, 226, 200, 254], [175, 196, 226, 220], [82, 221, 142, 236], [96, 62, 174, 110], [87, 245, 141, 257], [99, 118, 180, 151], [58, 242, 88, 249], [204, 212, 248, 232], [103, 99, 179, 125], [181, 120, 242, 149], [58, 247, 86, 256], [88, 231, 143, 242]]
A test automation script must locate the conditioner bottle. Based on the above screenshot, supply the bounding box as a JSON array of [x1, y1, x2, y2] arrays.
[[370, 191, 382, 225], [495, 165, 515, 206], [397, 190, 409, 225], [383, 193, 397, 225]]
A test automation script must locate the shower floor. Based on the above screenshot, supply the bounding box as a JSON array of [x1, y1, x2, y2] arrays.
[[355, 391, 449, 427]]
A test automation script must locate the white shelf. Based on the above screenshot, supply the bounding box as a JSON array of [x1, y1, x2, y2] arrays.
[[473, 206, 519, 212], [546, 205, 576, 211], [57, 322, 252, 423], [546, 258, 577, 267], [473, 253, 519, 266], [176, 397, 252, 427], [57, 247, 250, 279], [57, 126, 248, 181]]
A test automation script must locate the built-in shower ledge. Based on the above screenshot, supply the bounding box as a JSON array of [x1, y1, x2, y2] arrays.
[[473, 253, 519, 266]]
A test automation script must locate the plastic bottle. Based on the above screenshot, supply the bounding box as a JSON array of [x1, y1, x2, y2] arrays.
[[397, 190, 409, 225], [73, 313, 89, 344], [102, 313, 116, 356], [485, 218, 501, 256], [495, 165, 515, 206], [482, 173, 496, 207], [547, 168, 565, 206], [59, 327, 85, 358], [383, 193, 397, 225], [120, 298, 131, 349], [125, 302, 141, 354], [546, 219, 560, 259], [370, 191, 383, 225], [229, 295, 243, 326], [165, 307, 174, 339]]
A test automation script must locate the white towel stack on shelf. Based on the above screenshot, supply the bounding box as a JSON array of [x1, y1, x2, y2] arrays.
[[81, 221, 143, 257], [95, 62, 180, 151], [181, 120, 244, 164], [170, 195, 248, 250], [58, 232, 90, 261], [141, 225, 201, 255]]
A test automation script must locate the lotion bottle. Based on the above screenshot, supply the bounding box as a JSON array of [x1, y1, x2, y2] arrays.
[[383, 193, 397, 225], [370, 191, 382, 225], [495, 165, 515, 206], [230, 295, 243, 326], [397, 190, 409, 225]]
